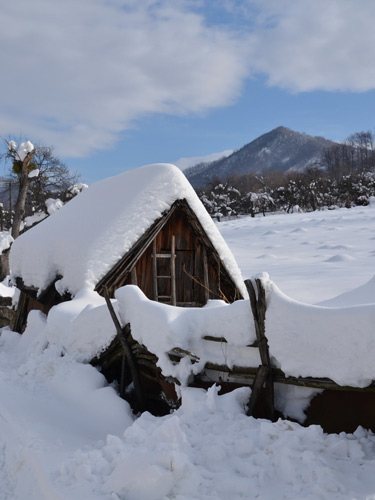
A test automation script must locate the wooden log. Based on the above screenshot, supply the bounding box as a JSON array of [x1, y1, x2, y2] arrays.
[[202, 335, 259, 348], [199, 361, 375, 392], [167, 347, 200, 364], [152, 239, 158, 300], [103, 287, 145, 411], [202, 335, 228, 343], [244, 278, 274, 420]]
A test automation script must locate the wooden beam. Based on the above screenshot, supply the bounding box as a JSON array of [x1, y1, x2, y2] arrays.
[[152, 239, 158, 301], [202, 245, 209, 303], [198, 361, 375, 392], [103, 287, 145, 411], [130, 267, 137, 285], [171, 235, 176, 306]]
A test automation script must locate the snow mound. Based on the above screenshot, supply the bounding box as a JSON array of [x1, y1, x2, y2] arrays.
[[116, 277, 375, 388], [265, 277, 375, 387], [256, 253, 279, 259], [111, 275, 375, 388], [116, 285, 255, 385], [55, 385, 375, 500], [45, 198, 64, 215], [317, 276, 375, 307], [324, 253, 356, 262], [13, 269, 375, 390]]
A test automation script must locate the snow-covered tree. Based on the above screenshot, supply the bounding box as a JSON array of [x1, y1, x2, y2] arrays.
[[0, 139, 82, 280]]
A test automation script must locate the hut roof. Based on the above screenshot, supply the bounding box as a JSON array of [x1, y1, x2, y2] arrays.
[[10, 163, 246, 297]]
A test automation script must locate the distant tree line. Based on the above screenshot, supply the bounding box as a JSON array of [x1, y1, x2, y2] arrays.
[[197, 131, 375, 219]]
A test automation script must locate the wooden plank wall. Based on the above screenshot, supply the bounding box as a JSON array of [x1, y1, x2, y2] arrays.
[[127, 208, 238, 306]]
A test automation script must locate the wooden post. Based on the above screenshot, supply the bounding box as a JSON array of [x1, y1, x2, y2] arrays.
[[202, 246, 210, 303], [171, 235, 176, 306], [130, 266, 138, 285], [245, 278, 274, 420], [103, 287, 145, 411]]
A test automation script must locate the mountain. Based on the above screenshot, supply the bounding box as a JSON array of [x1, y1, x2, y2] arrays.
[[185, 126, 336, 188]]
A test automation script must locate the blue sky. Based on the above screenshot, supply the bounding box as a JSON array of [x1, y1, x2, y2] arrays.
[[2, 0, 375, 184]]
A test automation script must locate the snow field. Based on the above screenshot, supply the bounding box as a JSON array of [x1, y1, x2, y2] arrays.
[[219, 205, 375, 303], [0, 202, 374, 499]]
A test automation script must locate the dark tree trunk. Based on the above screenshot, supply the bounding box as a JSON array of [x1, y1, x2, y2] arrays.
[[11, 151, 34, 240]]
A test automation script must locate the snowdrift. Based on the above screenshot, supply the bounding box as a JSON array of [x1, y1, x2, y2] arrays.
[[38, 274, 375, 390]]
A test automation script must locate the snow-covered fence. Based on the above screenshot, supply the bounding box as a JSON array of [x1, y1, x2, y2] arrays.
[[39, 274, 375, 431], [112, 277, 375, 430], [110, 277, 375, 390]]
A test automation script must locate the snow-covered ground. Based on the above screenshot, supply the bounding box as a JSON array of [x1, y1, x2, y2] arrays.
[[1, 204, 375, 500], [219, 204, 375, 304]]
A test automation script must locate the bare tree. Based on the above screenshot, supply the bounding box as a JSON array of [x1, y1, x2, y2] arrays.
[[0, 138, 81, 280], [24, 145, 80, 214]]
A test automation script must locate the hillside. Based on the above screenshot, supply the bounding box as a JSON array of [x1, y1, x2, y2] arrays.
[[186, 126, 336, 188]]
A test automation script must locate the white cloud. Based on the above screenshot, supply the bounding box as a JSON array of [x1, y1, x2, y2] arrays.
[[0, 0, 250, 157], [2, 0, 375, 159], [247, 0, 375, 92]]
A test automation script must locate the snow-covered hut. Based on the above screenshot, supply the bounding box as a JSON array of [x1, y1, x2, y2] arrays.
[[11, 164, 245, 332]]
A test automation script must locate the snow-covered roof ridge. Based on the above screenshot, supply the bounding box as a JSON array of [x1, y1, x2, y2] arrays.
[[10, 163, 245, 297]]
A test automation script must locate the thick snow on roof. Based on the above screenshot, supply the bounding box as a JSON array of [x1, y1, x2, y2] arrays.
[[10, 163, 245, 297]]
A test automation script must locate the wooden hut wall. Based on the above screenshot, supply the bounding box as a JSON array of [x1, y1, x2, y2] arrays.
[[101, 204, 241, 305], [115, 208, 212, 305]]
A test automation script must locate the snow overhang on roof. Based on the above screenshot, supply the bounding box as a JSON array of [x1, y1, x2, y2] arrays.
[[10, 163, 246, 298]]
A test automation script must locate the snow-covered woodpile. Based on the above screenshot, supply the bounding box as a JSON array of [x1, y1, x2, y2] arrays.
[[101, 274, 375, 433]]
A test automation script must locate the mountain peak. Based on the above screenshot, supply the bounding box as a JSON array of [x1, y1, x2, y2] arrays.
[[186, 127, 336, 188], [272, 126, 292, 133]]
